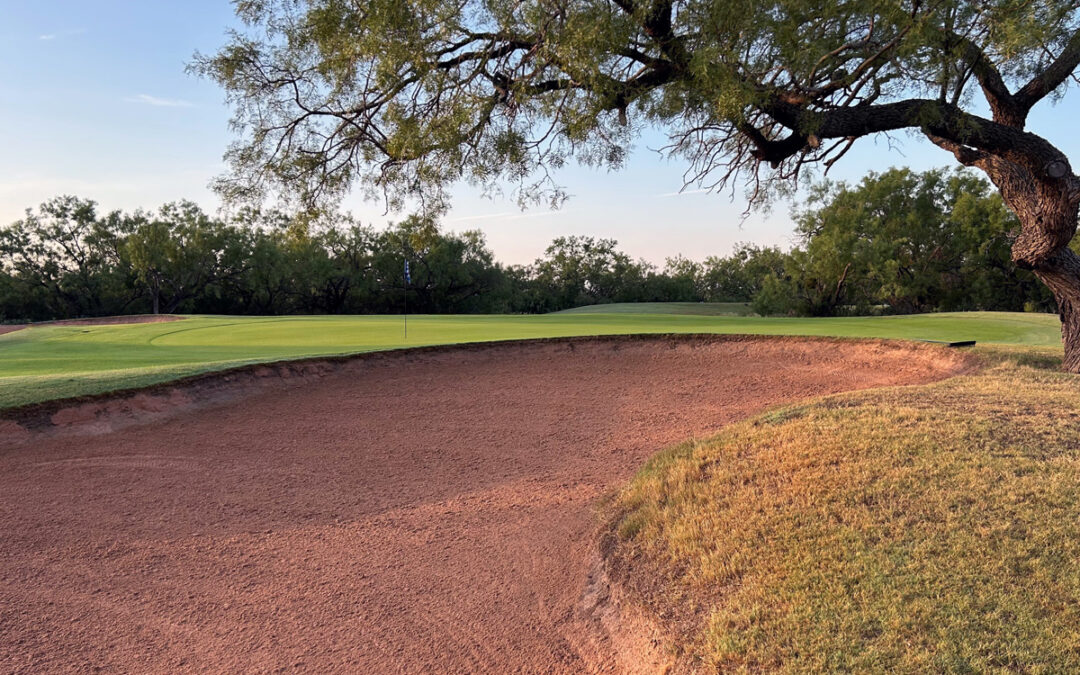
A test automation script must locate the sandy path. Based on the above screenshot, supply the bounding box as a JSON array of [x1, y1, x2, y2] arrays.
[[0, 338, 970, 673]]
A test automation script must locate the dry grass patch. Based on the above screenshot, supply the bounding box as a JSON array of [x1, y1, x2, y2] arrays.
[[605, 355, 1080, 673]]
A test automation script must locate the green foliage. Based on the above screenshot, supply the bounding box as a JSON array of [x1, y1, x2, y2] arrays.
[[773, 167, 1055, 316], [0, 174, 1065, 321], [0, 197, 529, 319], [527, 236, 653, 311], [195, 0, 1080, 356], [751, 273, 799, 317], [702, 243, 788, 302], [0, 196, 135, 320], [194, 1, 1079, 212]]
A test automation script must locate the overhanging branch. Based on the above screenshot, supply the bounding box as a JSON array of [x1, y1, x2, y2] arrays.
[[1015, 29, 1080, 113]]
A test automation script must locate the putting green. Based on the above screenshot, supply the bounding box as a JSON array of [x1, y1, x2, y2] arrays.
[[0, 310, 1062, 409], [554, 301, 755, 316]]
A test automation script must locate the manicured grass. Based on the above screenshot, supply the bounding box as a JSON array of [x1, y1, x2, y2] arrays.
[[555, 301, 756, 316], [0, 310, 1062, 409], [605, 352, 1080, 672]]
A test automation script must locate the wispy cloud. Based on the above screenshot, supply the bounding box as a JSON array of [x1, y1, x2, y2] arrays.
[[125, 94, 195, 108], [445, 212, 516, 223], [658, 188, 712, 198], [39, 28, 86, 41], [446, 210, 570, 223]]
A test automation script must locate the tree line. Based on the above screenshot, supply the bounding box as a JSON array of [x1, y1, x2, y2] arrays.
[[0, 168, 1057, 322]]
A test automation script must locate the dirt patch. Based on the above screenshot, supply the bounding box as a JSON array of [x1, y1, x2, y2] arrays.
[[577, 548, 677, 675], [0, 336, 974, 673], [0, 325, 24, 336]]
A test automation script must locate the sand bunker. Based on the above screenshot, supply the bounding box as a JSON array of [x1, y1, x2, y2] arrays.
[[0, 336, 974, 673]]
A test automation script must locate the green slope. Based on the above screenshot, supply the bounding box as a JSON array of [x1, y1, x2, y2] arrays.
[[0, 311, 1062, 409], [554, 302, 755, 316]]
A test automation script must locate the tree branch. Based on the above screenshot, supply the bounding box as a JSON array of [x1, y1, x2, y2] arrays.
[[1015, 29, 1080, 113], [942, 29, 1022, 125], [738, 122, 808, 168], [755, 95, 1070, 183]]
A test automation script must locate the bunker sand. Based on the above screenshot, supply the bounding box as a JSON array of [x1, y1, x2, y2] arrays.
[[0, 337, 972, 673]]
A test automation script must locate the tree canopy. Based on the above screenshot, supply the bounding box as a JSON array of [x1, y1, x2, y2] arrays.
[[195, 1, 1079, 210], [196, 1, 1080, 367]]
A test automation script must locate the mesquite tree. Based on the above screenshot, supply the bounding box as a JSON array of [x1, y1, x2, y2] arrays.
[[196, 1, 1080, 369]]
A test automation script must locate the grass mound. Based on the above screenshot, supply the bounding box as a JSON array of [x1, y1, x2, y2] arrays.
[[606, 354, 1080, 672], [553, 302, 756, 316]]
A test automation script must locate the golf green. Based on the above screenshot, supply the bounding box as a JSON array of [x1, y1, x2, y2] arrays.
[[0, 309, 1061, 409]]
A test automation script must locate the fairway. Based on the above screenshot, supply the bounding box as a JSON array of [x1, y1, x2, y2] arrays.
[[0, 309, 1062, 409]]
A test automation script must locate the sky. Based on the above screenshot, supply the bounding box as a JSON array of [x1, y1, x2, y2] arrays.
[[3, 1, 1080, 267]]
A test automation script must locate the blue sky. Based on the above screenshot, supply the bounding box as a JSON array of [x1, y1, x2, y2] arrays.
[[2, 1, 1079, 266]]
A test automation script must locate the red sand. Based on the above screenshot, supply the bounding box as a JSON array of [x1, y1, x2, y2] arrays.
[[0, 337, 973, 673]]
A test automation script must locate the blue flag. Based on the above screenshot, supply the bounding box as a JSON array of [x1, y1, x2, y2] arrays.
[[404, 259, 411, 284]]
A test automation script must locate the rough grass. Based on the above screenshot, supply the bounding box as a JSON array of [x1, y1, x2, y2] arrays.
[[0, 311, 1062, 409], [606, 352, 1080, 673]]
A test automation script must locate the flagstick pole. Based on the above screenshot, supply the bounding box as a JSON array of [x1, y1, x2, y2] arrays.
[[403, 259, 408, 343]]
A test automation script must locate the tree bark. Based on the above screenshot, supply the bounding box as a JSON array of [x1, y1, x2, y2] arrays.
[[1032, 247, 1080, 372], [999, 184, 1080, 372], [948, 148, 1080, 373]]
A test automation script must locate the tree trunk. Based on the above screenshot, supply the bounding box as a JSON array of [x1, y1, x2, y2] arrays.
[[1006, 187, 1080, 372], [1032, 247, 1080, 372]]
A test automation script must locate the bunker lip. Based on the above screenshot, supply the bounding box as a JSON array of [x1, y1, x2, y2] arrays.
[[0, 333, 981, 438], [0, 336, 975, 673]]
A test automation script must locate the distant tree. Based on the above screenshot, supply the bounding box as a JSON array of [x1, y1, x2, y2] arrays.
[[701, 244, 788, 303], [375, 216, 513, 313], [124, 202, 243, 314], [0, 197, 132, 318], [0, 185, 1059, 321], [197, 2, 1080, 369], [316, 222, 379, 313], [124, 218, 171, 315], [0, 270, 17, 322], [231, 224, 296, 314], [761, 167, 1055, 316], [660, 256, 705, 301], [529, 236, 649, 310]]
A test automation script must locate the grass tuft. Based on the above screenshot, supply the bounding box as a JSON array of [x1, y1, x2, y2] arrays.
[[606, 362, 1080, 672]]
